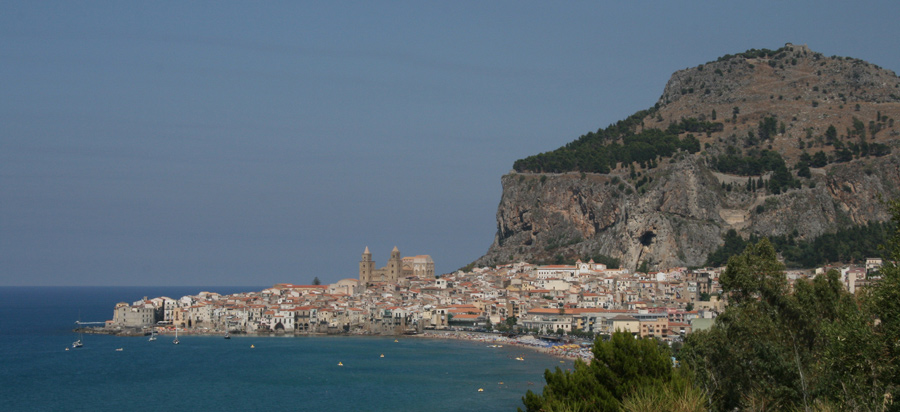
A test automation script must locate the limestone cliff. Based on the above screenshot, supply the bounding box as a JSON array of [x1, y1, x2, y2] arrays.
[[475, 44, 900, 271]]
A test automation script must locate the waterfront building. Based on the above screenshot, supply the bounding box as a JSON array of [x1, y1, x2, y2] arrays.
[[111, 302, 156, 328]]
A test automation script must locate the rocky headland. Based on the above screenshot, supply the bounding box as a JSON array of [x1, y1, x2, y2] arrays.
[[475, 43, 900, 271]]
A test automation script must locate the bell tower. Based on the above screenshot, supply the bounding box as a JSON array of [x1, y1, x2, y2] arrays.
[[388, 246, 401, 282], [360, 246, 374, 285]]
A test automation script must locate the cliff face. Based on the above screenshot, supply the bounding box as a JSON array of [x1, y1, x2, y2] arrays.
[[476, 153, 900, 270], [475, 44, 900, 270]]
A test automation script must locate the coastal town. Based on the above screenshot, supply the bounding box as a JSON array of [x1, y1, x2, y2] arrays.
[[97, 246, 886, 351]]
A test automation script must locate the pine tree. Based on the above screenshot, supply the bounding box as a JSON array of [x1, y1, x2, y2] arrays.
[[522, 332, 673, 411]]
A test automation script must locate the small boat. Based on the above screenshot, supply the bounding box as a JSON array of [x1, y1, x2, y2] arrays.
[[224, 332, 230, 340], [478, 388, 484, 392], [338, 362, 343, 366], [173, 327, 179, 345], [250, 344, 255, 348], [380, 354, 384, 358], [149, 331, 157, 341], [115, 348, 123, 352], [73, 315, 84, 348]]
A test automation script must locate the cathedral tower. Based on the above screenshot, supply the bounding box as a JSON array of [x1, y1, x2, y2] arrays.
[[359, 246, 374, 285], [388, 246, 401, 282]]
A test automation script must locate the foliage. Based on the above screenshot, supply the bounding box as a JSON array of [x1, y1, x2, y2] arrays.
[[568, 329, 596, 340], [858, 197, 900, 402], [513, 108, 710, 174], [796, 162, 812, 178], [312, 277, 321, 285], [521, 332, 674, 412], [620, 379, 707, 412], [637, 261, 650, 274], [775, 222, 894, 267], [811, 151, 828, 167], [758, 116, 778, 141], [683, 239, 837, 410], [704, 229, 748, 267], [704, 222, 894, 268], [666, 118, 725, 136], [682, 203, 900, 410], [710, 149, 800, 193], [825, 125, 838, 144], [716, 46, 788, 63]]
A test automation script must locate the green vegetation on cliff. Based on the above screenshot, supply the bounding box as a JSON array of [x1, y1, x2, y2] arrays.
[[705, 221, 894, 268], [715, 46, 788, 63], [512, 108, 709, 174], [710, 148, 801, 194]]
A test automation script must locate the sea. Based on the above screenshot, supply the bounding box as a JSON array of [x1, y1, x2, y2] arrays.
[[0, 287, 568, 412]]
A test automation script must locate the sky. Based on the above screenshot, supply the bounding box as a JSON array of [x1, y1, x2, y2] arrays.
[[2, 1, 900, 287]]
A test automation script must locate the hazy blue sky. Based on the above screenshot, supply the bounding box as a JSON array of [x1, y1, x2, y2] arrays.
[[3, 1, 899, 286]]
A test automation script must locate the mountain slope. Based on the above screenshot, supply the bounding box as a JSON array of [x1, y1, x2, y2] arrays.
[[475, 44, 900, 271]]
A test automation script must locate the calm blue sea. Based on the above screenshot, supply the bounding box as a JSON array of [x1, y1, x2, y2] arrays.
[[0, 287, 565, 411]]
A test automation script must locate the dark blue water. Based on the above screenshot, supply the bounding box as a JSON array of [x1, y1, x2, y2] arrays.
[[0, 287, 564, 411]]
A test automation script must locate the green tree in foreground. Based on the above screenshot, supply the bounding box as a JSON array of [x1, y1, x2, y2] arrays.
[[521, 332, 700, 411], [681, 197, 900, 410], [851, 197, 900, 408]]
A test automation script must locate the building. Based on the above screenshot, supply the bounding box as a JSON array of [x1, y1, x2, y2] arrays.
[[608, 315, 640, 335], [330, 278, 360, 295], [535, 259, 608, 279], [360, 246, 434, 287], [521, 308, 575, 334], [402, 255, 436, 279], [866, 257, 884, 275], [640, 316, 669, 339], [112, 302, 156, 328]]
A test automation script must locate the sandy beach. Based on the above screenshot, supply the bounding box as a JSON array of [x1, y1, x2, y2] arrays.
[[416, 331, 594, 362]]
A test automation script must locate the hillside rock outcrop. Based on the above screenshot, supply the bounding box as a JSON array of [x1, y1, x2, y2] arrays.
[[475, 44, 900, 271]]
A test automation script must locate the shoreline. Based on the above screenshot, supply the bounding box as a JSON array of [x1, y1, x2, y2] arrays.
[[414, 330, 593, 362], [83, 326, 593, 361]]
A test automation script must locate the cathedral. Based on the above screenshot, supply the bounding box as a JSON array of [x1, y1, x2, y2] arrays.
[[359, 246, 434, 287]]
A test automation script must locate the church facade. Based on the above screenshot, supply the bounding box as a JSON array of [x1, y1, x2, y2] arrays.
[[359, 246, 434, 287]]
